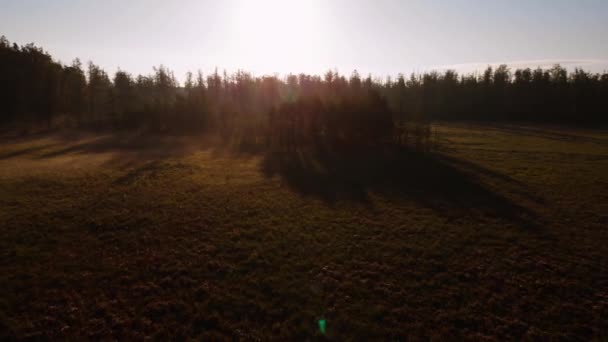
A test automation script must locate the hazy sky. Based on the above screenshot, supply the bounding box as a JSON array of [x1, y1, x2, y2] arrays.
[[2, 0, 608, 81]]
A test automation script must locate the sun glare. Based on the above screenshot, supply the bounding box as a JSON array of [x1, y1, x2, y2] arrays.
[[229, 0, 328, 74]]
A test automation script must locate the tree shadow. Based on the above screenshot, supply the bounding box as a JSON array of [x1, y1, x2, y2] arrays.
[[261, 146, 540, 228], [436, 154, 546, 205], [113, 160, 203, 185], [473, 124, 608, 145], [0, 143, 57, 159], [31, 134, 210, 167]]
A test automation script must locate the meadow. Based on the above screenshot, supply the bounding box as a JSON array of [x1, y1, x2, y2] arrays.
[[1, 123, 607, 340]]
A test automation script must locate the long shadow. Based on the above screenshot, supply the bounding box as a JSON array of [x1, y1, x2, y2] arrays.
[[435, 154, 546, 205], [0, 143, 57, 159], [475, 124, 608, 145], [261, 145, 540, 228], [113, 160, 203, 185], [33, 134, 209, 167]]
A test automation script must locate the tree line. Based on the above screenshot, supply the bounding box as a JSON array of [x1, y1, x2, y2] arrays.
[[1, 36, 606, 148]]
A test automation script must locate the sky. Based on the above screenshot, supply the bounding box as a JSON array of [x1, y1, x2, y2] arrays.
[[1, 0, 608, 81]]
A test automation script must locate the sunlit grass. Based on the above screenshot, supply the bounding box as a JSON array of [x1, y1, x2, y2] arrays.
[[0, 123, 607, 339]]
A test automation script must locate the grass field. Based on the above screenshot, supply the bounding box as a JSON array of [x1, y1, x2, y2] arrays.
[[1, 124, 607, 340]]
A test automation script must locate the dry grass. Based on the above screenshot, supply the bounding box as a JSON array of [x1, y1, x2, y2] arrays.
[[1, 124, 607, 340]]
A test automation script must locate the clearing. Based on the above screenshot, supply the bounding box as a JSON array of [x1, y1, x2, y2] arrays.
[[0, 124, 607, 339]]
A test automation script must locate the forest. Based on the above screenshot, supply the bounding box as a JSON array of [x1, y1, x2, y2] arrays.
[[2, 32, 608, 340], [1, 36, 606, 149]]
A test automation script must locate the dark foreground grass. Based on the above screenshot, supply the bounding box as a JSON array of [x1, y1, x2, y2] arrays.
[[0, 124, 607, 340]]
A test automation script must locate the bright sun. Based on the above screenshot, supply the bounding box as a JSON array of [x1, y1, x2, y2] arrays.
[[229, 0, 328, 74]]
